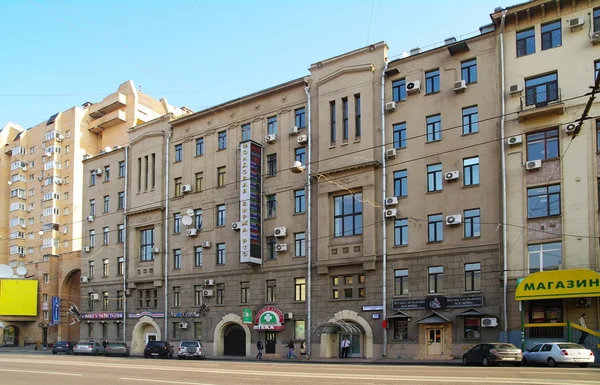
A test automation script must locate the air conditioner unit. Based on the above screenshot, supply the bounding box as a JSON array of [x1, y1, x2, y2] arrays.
[[525, 159, 542, 170], [289, 126, 300, 136], [231, 222, 241, 231], [577, 298, 592, 307], [20, 196, 27, 200], [283, 312, 293, 320], [202, 241, 211, 248], [386, 148, 397, 159], [385, 101, 397, 112], [38, 176, 43, 181], [56, 134, 64, 142], [86, 216, 95, 222], [385, 209, 398, 218], [204, 279, 214, 286], [80, 276, 89, 283], [91, 293, 100, 301], [275, 243, 288, 252], [592, 31, 600, 44], [265, 134, 277, 144], [21, 166, 27, 172], [83, 246, 91, 253], [178, 322, 188, 329], [125, 289, 131, 296], [507, 135, 522, 146], [406, 80, 421, 94], [203, 289, 214, 297], [153, 247, 161, 254], [453, 80, 467, 92], [186, 228, 198, 237], [446, 215, 462, 225], [63, 229, 68, 234], [54, 178, 63, 185], [385, 196, 398, 206], [274, 227, 287, 237], [444, 171, 460, 181], [569, 16, 584, 29], [509, 84, 522, 94], [181, 184, 192, 193], [564, 123, 577, 135], [21, 224, 27, 229], [297, 135, 307, 145], [481, 317, 498, 328], [94, 168, 103, 175]]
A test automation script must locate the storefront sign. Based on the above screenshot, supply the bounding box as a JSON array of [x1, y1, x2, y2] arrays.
[[392, 294, 483, 310], [253, 306, 285, 331], [51, 296, 60, 325], [82, 312, 124, 320], [239, 141, 262, 264], [515, 269, 600, 301], [169, 311, 200, 318], [242, 308, 253, 324], [127, 311, 164, 319], [362, 305, 384, 311]]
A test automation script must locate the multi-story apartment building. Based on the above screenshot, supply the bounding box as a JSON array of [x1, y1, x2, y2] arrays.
[[0, 81, 178, 346], [492, 0, 600, 349]]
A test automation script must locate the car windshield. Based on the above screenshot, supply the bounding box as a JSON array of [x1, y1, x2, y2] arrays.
[[78, 342, 93, 347], [557, 343, 585, 349], [181, 341, 200, 348], [493, 344, 518, 349]]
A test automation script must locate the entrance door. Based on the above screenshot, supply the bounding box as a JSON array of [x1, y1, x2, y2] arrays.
[[223, 324, 245, 356], [265, 331, 276, 354], [340, 333, 361, 358], [145, 333, 157, 345], [427, 329, 443, 355], [3, 326, 18, 345]]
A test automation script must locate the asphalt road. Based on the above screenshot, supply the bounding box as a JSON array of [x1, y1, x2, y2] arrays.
[[0, 354, 598, 385]]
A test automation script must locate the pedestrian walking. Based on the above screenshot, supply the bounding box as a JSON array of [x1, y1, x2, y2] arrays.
[[300, 341, 310, 360], [577, 313, 588, 345], [340, 337, 350, 359], [256, 338, 264, 360], [34, 339, 41, 351], [286, 339, 298, 360]]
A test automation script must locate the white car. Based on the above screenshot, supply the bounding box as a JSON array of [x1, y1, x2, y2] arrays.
[[523, 342, 595, 367], [177, 340, 206, 360], [72, 341, 105, 356]]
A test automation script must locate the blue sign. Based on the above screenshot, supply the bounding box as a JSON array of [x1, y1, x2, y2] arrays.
[[51, 296, 60, 325]]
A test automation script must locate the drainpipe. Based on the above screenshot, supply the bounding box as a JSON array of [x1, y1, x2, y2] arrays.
[[304, 83, 312, 355], [381, 60, 389, 357], [500, 9, 509, 343], [123, 146, 129, 343], [164, 127, 173, 339]]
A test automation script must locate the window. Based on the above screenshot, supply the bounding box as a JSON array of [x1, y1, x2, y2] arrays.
[[294, 189, 306, 214], [103, 195, 110, 213], [118, 192, 125, 210], [461, 59, 477, 84], [266, 236, 276, 260], [216, 284, 224, 305], [516, 28, 535, 57], [330, 101, 336, 144], [241, 123, 251, 141], [393, 319, 408, 340], [393, 170, 407, 197], [394, 269, 408, 296], [527, 185, 561, 218], [217, 243, 226, 265], [295, 107, 306, 129], [194, 209, 203, 230], [195, 137, 204, 156], [266, 280, 276, 303], [103, 227, 109, 245], [104, 166, 110, 182], [597, 120, 600, 151], [88, 261, 94, 278], [102, 292, 109, 310], [526, 129, 559, 160], [342, 97, 349, 142], [267, 154, 277, 177], [195, 172, 203, 192], [216, 204, 226, 226], [267, 116, 277, 135], [462, 106, 479, 134], [119, 161, 125, 177], [426, 114, 441, 142], [194, 246, 203, 267], [103, 259, 109, 277], [331, 274, 365, 299], [140, 228, 154, 261], [428, 266, 443, 293], [333, 193, 363, 237], [117, 290, 123, 309], [90, 171, 96, 186], [194, 286, 202, 306], [174, 177, 182, 197], [65, 160, 70, 169], [173, 249, 181, 269], [541, 20, 561, 50], [173, 287, 180, 307], [425, 69, 440, 94], [427, 163, 443, 192], [217, 166, 226, 187], [464, 209, 481, 238], [528, 242, 562, 273], [295, 147, 306, 165], [394, 219, 408, 246], [464, 318, 481, 339], [595, 7, 600, 32], [294, 232, 306, 257], [218, 131, 227, 150], [266, 194, 276, 218], [295, 278, 306, 301], [355, 94, 361, 138], [465, 262, 481, 291], [240, 282, 249, 304], [428, 214, 443, 242], [525, 72, 558, 107], [89, 230, 96, 247], [117, 224, 124, 243], [392, 79, 406, 102], [174, 144, 182, 162], [117, 257, 124, 276], [173, 213, 181, 234], [194, 322, 202, 340], [463, 157, 480, 186], [393, 123, 406, 149]]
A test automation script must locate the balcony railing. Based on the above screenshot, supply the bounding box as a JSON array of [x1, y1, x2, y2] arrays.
[[518, 88, 564, 121]]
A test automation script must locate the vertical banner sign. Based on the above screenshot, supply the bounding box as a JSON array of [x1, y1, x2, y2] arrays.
[[240, 141, 263, 264], [51, 296, 60, 325]]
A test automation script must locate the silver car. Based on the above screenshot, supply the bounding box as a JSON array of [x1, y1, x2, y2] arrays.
[[523, 342, 595, 367], [177, 340, 206, 360], [73, 341, 105, 356]]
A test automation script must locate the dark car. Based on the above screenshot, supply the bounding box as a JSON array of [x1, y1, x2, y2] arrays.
[[462, 343, 522, 366], [52, 341, 78, 355], [143, 341, 174, 359], [104, 342, 130, 357]]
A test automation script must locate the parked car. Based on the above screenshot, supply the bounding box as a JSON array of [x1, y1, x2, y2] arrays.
[[522, 342, 595, 367], [51, 341, 77, 355], [73, 341, 105, 355], [177, 340, 206, 360], [462, 343, 522, 366], [104, 342, 130, 357], [143, 341, 174, 359]]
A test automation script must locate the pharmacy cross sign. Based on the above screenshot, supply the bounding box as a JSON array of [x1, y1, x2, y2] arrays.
[[253, 306, 285, 331]]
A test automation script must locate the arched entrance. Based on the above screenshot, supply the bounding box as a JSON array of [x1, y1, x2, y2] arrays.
[[213, 313, 251, 357], [224, 324, 245, 356], [131, 316, 161, 355], [315, 310, 374, 359], [59, 269, 80, 342], [3, 325, 19, 346]]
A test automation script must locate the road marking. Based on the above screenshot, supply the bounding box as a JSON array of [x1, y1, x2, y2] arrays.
[[0, 368, 82, 377], [121, 377, 217, 385]]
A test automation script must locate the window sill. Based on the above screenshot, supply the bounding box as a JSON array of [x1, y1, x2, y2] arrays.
[[215, 225, 225, 228], [194, 154, 204, 158], [265, 175, 277, 179], [341, 142, 348, 147], [427, 241, 443, 244], [264, 216, 277, 221], [425, 139, 442, 144], [392, 244, 408, 248], [425, 91, 440, 96], [217, 148, 226, 152], [172, 195, 184, 200], [461, 131, 479, 137], [392, 294, 410, 298], [527, 214, 562, 221], [426, 190, 443, 194], [293, 300, 306, 304], [193, 265, 203, 269], [463, 291, 482, 295], [293, 212, 306, 216], [462, 184, 479, 189], [463, 236, 481, 241], [265, 258, 277, 262], [354, 138, 361, 143], [329, 298, 364, 302]]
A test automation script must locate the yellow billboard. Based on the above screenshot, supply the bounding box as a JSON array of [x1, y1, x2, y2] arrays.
[[0, 279, 38, 316], [515, 269, 600, 301]]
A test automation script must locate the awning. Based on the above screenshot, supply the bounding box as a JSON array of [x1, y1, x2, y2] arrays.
[[388, 311, 411, 319], [515, 269, 600, 301], [313, 321, 365, 334], [456, 308, 485, 316], [415, 311, 451, 324]]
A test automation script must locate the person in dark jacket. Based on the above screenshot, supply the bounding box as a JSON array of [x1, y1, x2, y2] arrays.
[[286, 339, 297, 360], [256, 338, 264, 360]]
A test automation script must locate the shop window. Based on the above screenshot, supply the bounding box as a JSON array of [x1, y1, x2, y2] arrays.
[[528, 300, 564, 338], [393, 319, 408, 340], [464, 317, 481, 339]]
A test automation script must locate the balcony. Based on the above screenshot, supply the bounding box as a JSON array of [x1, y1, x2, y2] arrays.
[[89, 109, 127, 133], [88, 93, 127, 119], [518, 88, 564, 122]]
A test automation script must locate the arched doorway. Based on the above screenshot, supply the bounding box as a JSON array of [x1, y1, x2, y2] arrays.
[[213, 314, 251, 357], [315, 310, 374, 359], [131, 316, 161, 355], [59, 269, 81, 342], [3, 326, 19, 346], [224, 324, 245, 356]]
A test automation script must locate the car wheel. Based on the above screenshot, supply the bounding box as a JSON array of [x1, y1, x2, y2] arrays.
[[521, 357, 528, 366], [66, 350, 71, 355], [547, 357, 557, 367], [577, 363, 589, 368], [512, 362, 521, 367], [482, 356, 492, 367], [462, 357, 469, 366], [178, 356, 183, 360], [52, 351, 57, 355], [144, 354, 149, 359]]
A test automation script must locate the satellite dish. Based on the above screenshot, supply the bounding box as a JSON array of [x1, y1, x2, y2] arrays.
[[104, 146, 112, 153], [16, 266, 27, 275], [7, 181, 12, 185], [185, 208, 194, 217], [181, 215, 193, 226], [0, 265, 13, 278], [38, 231, 44, 236]]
